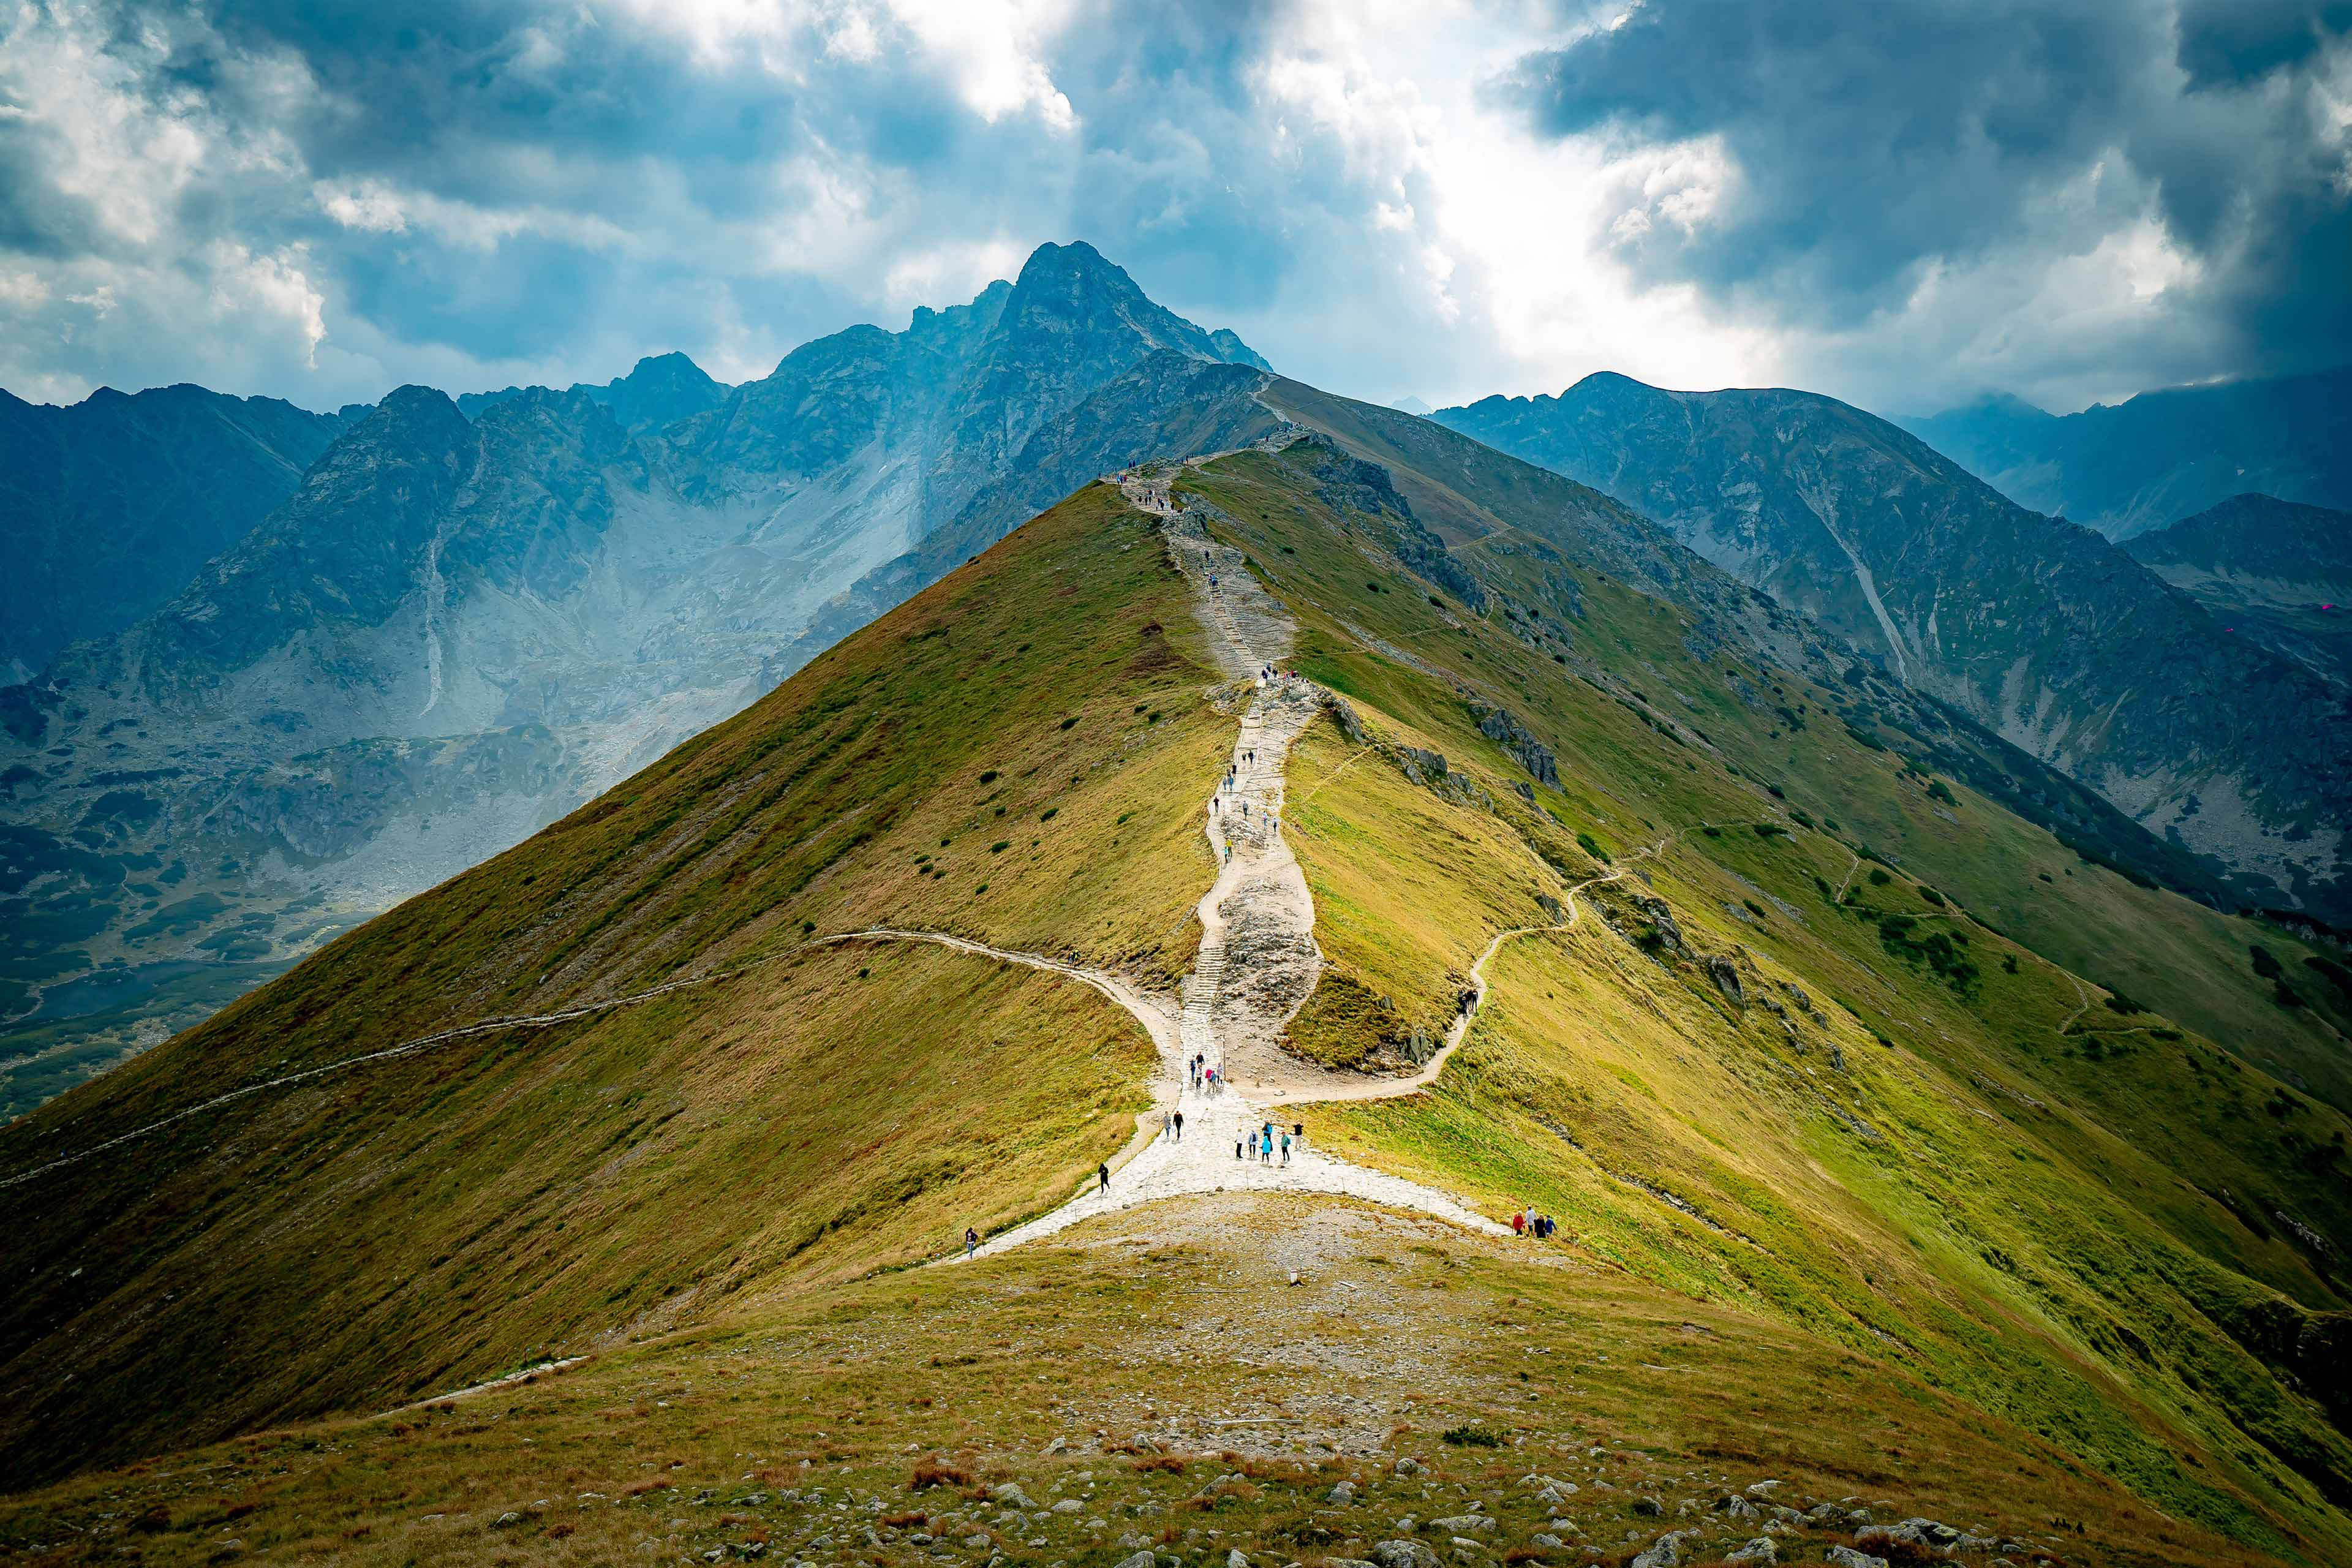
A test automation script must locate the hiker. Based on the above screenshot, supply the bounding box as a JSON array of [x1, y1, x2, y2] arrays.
[[1163, 1110, 1174, 1140], [1237, 1136, 1245, 1160], [1099, 1162, 1110, 1194], [965, 1226, 978, 1259], [1174, 1110, 1184, 1142], [1512, 1210, 1527, 1237], [1247, 1131, 1257, 1160], [1280, 1132, 1291, 1166]]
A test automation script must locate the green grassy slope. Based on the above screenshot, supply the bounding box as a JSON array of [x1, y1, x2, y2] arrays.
[[0, 483, 1226, 1485], [1172, 439, 2352, 1559], [0, 1195, 2280, 1568]]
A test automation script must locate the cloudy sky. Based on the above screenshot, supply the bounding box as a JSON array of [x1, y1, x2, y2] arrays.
[[2, 0, 2347, 418]]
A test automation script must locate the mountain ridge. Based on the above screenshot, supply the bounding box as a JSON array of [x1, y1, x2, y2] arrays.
[[1902, 364, 2352, 540], [0, 243, 1270, 1115], [1431, 373, 2352, 925]]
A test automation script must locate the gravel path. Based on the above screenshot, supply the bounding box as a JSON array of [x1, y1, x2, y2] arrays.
[[952, 472, 1510, 1258]]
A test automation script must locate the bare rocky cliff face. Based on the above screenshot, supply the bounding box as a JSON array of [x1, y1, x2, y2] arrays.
[[0, 242, 1268, 1112], [1433, 375, 2352, 922], [2126, 494, 2352, 689]]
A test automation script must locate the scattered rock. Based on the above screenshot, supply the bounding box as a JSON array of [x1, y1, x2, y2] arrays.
[[1631, 1497, 1664, 1518], [1536, 893, 1564, 922], [1706, 955, 1744, 1005], [1394, 1458, 1424, 1477], [1717, 1495, 1758, 1520], [494, 1512, 524, 1529], [1329, 1482, 1359, 1506], [990, 1485, 1036, 1510], [1229, 1549, 1251, 1568], [1531, 1534, 1564, 1550], [1116, 1552, 1157, 1568], [1399, 747, 1450, 786], [965, 1534, 995, 1550], [1428, 1515, 1493, 1534], [1053, 1499, 1084, 1514], [1725, 1540, 1775, 1564], [1824, 1549, 1887, 1568]]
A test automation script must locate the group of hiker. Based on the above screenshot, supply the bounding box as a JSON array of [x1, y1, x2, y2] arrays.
[[1189, 1052, 1221, 1092], [1512, 1208, 1558, 1240], [1239, 1121, 1295, 1166]]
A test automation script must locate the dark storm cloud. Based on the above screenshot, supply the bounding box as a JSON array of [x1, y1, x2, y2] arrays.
[[1504, 0, 2352, 379]]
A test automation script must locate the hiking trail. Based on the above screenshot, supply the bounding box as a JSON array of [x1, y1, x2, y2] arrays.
[[946, 469, 1511, 1256]]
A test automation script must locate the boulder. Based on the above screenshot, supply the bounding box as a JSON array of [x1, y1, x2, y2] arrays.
[[1629, 1531, 1692, 1568], [1373, 1539, 1442, 1568], [1706, 955, 1744, 1005], [1428, 1516, 1494, 1534], [1325, 695, 1368, 744], [1725, 1541, 1776, 1564], [1229, 1550, 1251, 1568], [1393, 1458, 1424, 1477], [1472, 704, 1562, 788], [1053, 1499, 1084, 1514], [990, 1484, 1036, 1510], [1824, 1550, 1887, 1568], [1117, 1553, 1158, 1568], [1329, 1482, 1359, 1506]]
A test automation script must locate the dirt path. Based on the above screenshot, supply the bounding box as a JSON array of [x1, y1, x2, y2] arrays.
[[952, 472, 1510, 1256]]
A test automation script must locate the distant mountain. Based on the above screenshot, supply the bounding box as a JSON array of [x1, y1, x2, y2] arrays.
[[458, 350, 728, 434], [1390, 394, 1434, 416], [1902, 365, 2352, 540], [2126, 494, 2352, 688], [0, 386, 349, 681], [1433, 373, 2352, 921], [0, 242, 1269, 1113]]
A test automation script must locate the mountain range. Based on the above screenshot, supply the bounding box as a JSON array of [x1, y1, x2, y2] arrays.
[[2125, 493, 2352, 689], [1902, 365, 2352, 540], [0, 243, 1270, 1114], [7, 352, 2352, 1566], [0, 385, 350, 682], [1433, 374, 2352, 925]]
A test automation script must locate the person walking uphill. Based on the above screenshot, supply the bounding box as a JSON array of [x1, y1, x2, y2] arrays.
[[965, 1226, 978, 1259], [1099, 1161, 1110, 1194]]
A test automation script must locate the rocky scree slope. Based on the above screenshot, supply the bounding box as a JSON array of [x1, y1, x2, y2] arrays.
[[1434, 373, 2352, 924], [2126, 493, 2352, 689], [0, 242, 1268, 1114]]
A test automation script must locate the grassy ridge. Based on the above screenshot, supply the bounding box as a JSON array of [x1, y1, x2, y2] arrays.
[[1172, 443, 2352, 1557], [0, 1196, 2277, 1568], [0, 483, 1220, 1485]]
